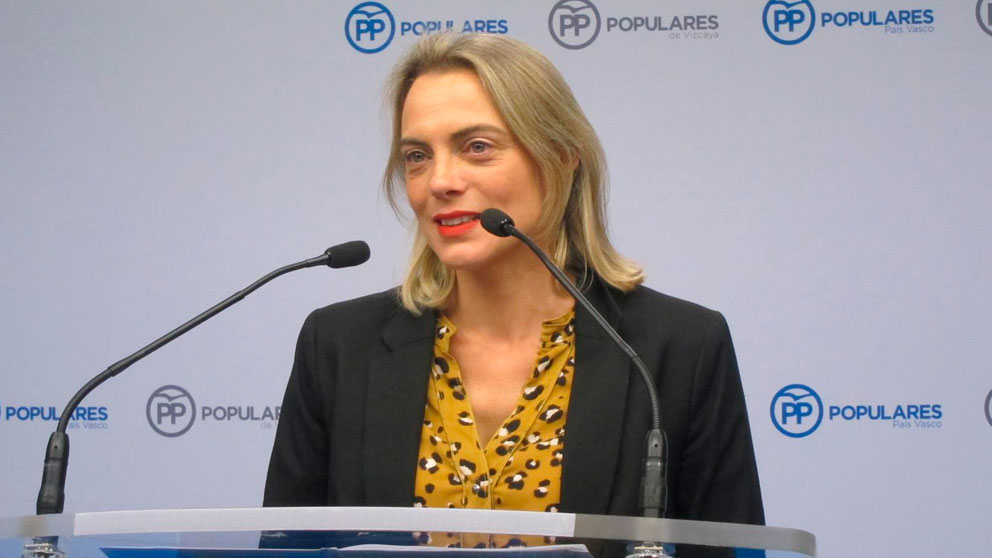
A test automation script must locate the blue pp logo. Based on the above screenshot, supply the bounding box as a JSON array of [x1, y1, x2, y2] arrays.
[[771, 384, 823, 437], [345, 2, 396, 53], [763, 0, 816, 45], [548, 0, 601, 49]]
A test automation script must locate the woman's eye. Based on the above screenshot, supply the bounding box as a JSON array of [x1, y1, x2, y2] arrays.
[[405, 151, 426, 164], [467, 141, 491, 154]]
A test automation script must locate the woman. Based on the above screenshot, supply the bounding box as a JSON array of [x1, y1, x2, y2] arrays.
[[264, 34, 763, 554]]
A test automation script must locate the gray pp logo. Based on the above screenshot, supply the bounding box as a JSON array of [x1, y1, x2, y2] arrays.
[[548, 0, 601, 49], [147, 385, 196, 437], [979, 0, 992, 36], [985, 388, 992, 427]]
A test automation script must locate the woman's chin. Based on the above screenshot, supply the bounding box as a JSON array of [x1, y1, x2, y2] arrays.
[[435, 253, 489, 273], [431, 238, 534, 275], [430, 239, 498, 271]]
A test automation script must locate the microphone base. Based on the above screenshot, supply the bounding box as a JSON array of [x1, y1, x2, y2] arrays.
[[22, 537, 65, 558], [625, 542, 674, 558]]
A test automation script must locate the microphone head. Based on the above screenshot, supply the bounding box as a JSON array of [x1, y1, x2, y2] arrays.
[[325, 240, 370, 268], [480, 208, 515, 237]]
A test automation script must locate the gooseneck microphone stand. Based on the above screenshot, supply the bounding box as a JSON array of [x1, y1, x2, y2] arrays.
[[479, 209, 671, 558], [28, 241, 369, 558]]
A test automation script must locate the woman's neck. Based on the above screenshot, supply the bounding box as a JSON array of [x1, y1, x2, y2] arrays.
[[445, 252, 574, 343]]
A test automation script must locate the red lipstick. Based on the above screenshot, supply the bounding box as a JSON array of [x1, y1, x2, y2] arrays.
[[434, 211, 480, 238]]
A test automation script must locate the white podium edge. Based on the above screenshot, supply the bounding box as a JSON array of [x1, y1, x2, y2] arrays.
[[0, 507, 815, 556]]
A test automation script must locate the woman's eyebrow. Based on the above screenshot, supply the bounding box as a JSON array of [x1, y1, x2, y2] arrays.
[[399, 136, 429, 150], [449, 124, 508, 144], [400, 124, 510, 149]]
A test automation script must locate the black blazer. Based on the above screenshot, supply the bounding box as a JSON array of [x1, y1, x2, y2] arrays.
[[264, 279, 764, 554]]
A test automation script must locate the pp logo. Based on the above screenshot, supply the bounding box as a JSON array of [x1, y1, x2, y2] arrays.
[[548, 0, 601, 50], [147, 385, 196, 437], [770, 384, 824, 437], [345, 1, 396, 54], [985, 388, 992, 427], [763, 0, 816, 45], [979, 0, 992, 37]]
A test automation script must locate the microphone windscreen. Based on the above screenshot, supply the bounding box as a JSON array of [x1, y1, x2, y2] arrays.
[[480, 208, 515, 237], [325, 241, 371, 268]]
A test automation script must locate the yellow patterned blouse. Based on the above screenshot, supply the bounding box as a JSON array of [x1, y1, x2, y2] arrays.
[[413, 309, 577, 548]]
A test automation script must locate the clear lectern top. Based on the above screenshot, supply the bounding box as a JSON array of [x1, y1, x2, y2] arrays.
[[0, 507, 816, 558]]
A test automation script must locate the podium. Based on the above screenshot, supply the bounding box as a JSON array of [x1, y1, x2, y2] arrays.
[[0, 507, 816, 558]]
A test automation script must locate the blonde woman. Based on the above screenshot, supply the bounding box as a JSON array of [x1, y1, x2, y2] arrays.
[[265, 34, 763, 557]]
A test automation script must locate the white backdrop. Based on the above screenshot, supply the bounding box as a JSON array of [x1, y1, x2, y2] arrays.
[[2, 1, 990, 557]]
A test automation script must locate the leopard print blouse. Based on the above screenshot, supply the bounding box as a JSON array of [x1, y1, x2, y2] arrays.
[[412, 309, 576, 548]]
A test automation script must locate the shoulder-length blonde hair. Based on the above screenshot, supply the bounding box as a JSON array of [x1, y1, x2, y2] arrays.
[[383, 33, 643, 313]]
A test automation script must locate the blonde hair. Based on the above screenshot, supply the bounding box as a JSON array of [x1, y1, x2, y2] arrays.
[[382, 34, 643, 313]]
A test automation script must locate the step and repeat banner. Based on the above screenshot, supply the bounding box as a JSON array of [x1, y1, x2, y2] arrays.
[[1, 1, 989, 556]]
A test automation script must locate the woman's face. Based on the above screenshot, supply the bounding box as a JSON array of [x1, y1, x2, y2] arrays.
[[400, 68, 545, 272]]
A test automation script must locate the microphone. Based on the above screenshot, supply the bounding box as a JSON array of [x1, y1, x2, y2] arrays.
[[479, 210, 514, 237], [479, 209, 668, 520], [36, 241, 370, 516], [325, 240, 371, 268]]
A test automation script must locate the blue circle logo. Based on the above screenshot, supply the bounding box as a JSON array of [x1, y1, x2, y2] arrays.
[[770, 384, 823, 437], [345, 2, 396, 54], [548, 0, 601, 50], [147, 385, 196, 437], [763, 0, 816, 45]]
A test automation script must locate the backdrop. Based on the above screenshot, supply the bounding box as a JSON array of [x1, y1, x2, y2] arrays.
[[2, 1, 990, 557]]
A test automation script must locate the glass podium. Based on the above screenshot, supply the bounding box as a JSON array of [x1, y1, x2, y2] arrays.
[[0, 507, 816, 558]]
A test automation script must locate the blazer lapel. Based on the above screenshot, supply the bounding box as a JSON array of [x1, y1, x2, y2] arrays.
[[561, 279, 631, 514], [363, 305, 436, 506]]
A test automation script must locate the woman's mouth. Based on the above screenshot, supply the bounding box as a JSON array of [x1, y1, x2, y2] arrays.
[[434, 212, 480, 237], [439, 215, 476, 226]]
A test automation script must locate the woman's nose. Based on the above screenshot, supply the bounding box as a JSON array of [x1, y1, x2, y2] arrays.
[[428, 152, 464, 198]]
